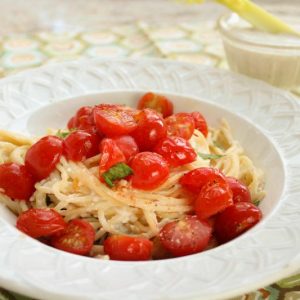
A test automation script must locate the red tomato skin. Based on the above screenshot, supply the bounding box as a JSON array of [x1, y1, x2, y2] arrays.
[[137, 92, 174, 118], [63, 130, 100, 162], [159, 215, 212, 257], [67, 106, 94, 130], [165, 113, 195, 140], [112, 135, 139, 162], [104, 235, 153, 261], [99, 138, 126, 175], [51, 219, 95, 255], [179, 167, 227, 194], [25, 136, 63, 181], [153, 136, 197, 167], [131, 109, 167, 151], [0, 163, 35, 201], [226, 177, 251, 203], [67, 116, 77, 130], [191, 112, 208, 137], [195, 181, 233, 220], [130, 152, 169, 190], [93, 104, 137, 137], [16, 208, 66, 238], [214, 202, 262, 243]]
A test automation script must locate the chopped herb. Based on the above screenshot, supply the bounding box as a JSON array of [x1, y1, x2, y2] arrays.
[[253, 199, 260, 206], [56, 128, 76, 139], [213, 140, 225, 150], [198, 152, 224, 160], [102, 163, 133, 188]]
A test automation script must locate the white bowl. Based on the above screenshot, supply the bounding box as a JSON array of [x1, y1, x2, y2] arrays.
[[0, 58, 300, 300]]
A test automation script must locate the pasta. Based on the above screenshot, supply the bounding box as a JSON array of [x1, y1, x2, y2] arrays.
[[0, 121, 265, 240]]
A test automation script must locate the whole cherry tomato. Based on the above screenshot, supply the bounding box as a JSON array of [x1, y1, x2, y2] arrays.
[[104, 235, 153, 261], [25, 136, 63, 181], [94, 104, 137, 137], [195, 181, 233, 220], [16, 208, 66, 238], [99, 138, 126, 176], [214, 202, 262, 243], [131, 109, 167, 151], [179, 167, 227, 194], [153, 136, 197, 167], [226, 177, 251, 203], [165, 112, 195, 140], [63, 130, 101, 161], [0, 163, 35, 201], [130, 152, 169, 190], [137, 92, 174, 118], [159, 215, 212, 257], [67, 106, 95, 131], [112, 135, 139, 162], [51, 219, 95, 255], [191, 112, 208, 137]]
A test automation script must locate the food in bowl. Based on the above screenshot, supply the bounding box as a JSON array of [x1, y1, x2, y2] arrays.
[[0, 92, 265, 261], [219, 13, 300, 89]]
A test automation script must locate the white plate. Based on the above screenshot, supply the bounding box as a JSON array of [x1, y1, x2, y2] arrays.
[[0, 58, 300, 300]]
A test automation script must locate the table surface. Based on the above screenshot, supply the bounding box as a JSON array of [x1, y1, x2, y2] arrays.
[[0, 1, 300, 299]]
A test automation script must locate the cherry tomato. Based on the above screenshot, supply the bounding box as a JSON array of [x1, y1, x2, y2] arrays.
[[67, 106, 94, 130], [137, 92, 174, 118], [51, 219, 95, 255], [0, 163, 35, 201], [214, 202, 262, 243], [112, 135, 139, 162], [131, 109, 167, 151], [130, 152, 169, 190], [159, 215, 212, 257], [25, 136, 63, 181], [165, 112, 195, 140], [180, 167, 227, 194], [93, 104, 137, 137], [226, 177, 251, 203], [151, 236, 172, 260], [191, 112, 208, 137], [63, 130, 101, 162], [104, 235, 153, 261], [195, 181, 233, 220], [154, 136, 197, 167], [99, 138, 126, 176], [16, 208, 66, 238]]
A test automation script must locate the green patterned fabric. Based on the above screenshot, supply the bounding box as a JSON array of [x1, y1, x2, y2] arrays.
[[0, 21, 299, 299]]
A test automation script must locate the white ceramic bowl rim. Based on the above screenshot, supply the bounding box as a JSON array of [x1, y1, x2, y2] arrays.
[[0, 58, 300, 300]]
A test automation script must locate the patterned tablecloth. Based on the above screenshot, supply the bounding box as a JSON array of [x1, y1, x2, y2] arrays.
[[0, 18, 300, 300]]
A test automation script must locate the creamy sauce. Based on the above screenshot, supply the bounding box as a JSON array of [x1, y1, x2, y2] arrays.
[[220, 14, 300, 88]]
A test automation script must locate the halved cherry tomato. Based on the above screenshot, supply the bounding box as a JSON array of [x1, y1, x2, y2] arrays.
[[94, 104, 137, 137], [137, 92, 174, 118], [0, 163, 35, 201], [165, 112, 195, 140], [214, 202, 262, 243], [226, 177, 251, 203], [25, 136, 63, 181], [99, 138, 126, 176], [104, 235, 153, 261], [63, 130, 101, 161], [195, 181, 233, 220], [180, 167, 227, 194], [130, 152, 169, 190], [153, 136, 197, 167], [67, 116, 77, 130], [159, 215, 212, 257], [51, 219, 95, 255], [131, 109, 167, 151], [112, 135, 139, 162], [191, 112, 208, 137], [16, 208, 66, 238]]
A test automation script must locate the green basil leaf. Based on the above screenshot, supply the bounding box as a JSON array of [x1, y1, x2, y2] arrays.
[[102, 163, 133, 188]]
